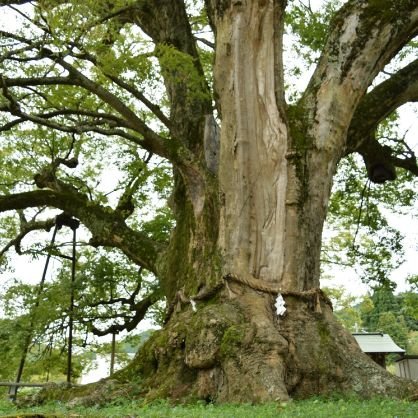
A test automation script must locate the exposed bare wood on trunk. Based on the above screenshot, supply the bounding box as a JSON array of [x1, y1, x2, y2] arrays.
[[216, 0, 288, 284]]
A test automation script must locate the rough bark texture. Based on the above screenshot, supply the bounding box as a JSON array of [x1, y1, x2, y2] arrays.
[[123, 0, 418, 403], [34, 293, 416, 406]]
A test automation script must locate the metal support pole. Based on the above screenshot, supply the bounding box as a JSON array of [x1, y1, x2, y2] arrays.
[[66, 226, 77, 385], [110, 332, 116, 375], [9, 224, 59, 401], [10, 213, 80, 400]]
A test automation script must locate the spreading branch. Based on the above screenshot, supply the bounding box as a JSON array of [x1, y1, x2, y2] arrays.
[[85, 291, 160, 337], [1, 1, 211, 212], [65, 46, 172, 129], [86, 267, 144, 309], [0, 29, 189, 164], [0, 186, 163, 274], [0, 217, 56, 258], [0, 93, 151, 146], [80, 266, 161, 336], [1, 72, 171, 161], [300, 1, 418, 155], [347, 58, 418, 146], [345, 59, 418, 178]]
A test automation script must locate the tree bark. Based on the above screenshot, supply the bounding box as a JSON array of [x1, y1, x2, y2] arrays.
[[109, 0, 418, 403]]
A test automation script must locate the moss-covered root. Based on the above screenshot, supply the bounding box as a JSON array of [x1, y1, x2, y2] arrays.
[[24, 294, 418, 407], [280, 296, 418, 399], [21, 380, 134, 409], [115, 299, 288, 403]]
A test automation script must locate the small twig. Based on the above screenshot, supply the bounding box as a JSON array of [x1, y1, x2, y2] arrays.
[[194, 36, 215, 49]]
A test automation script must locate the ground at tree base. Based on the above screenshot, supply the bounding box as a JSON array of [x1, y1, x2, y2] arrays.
[[1, 396, 418, 418], [19, 292, 418, 407]]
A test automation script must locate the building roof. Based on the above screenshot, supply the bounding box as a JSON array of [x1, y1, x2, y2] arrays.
[[352, 333, 405, 354]]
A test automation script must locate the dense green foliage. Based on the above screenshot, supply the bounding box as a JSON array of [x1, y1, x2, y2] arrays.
[[0, 397, 417, 418], [323, 154, 417, 289], [325, 284, 418, 356], [0, 245, 162, 382]]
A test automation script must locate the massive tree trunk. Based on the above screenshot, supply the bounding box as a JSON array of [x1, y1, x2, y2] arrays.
[[2, 0, 418, 405], [109, 0, 418, 403]]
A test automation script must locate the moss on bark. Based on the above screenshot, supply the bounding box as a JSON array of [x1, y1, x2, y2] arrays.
[[28, 291, 418, 406]]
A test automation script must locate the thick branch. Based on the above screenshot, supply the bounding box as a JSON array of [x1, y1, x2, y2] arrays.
[[300, 0, 418, 156], [357, 136, 418, 180], [119, 0, 212, 147], [348, 59, 418, 152], [87, 292, 159, 336], [316, 1, 418, 88], [0, 217, 55, 257], [122, 0, 201, 64], [0, 189, 163, 273]]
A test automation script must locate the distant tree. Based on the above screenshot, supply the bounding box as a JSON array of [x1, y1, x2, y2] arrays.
[[0, 317, 29, 381], [377, 311, 409, 351], [398, 276, 418, 329], [362, 286, 400, 331], [361, 285, 415, 353], [323, 286, 363, 332]]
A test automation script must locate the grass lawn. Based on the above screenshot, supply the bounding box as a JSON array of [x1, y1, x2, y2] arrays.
[[0, 397, 417, 417]]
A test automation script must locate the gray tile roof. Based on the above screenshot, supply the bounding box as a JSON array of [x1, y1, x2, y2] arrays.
[[352, 333, 405, 353]]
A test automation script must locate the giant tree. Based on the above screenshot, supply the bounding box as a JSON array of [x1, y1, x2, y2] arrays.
[[1, 0, 418, 402]]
